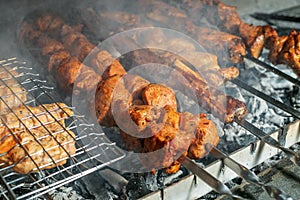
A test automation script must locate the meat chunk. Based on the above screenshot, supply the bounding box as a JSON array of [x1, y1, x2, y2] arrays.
[[95, 75, 132, 127], [37, 35, 65, 55], [48, 50, 71, 72], [122, 74, 150, 105], [187, 114, 219, 159], [55, 56, 101, 94], [142, 84, 177, 110], [268, 30, 300, 77]]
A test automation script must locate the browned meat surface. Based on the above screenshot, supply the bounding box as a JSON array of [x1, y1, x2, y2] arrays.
[[48, 50, 71, 72], [0, 68, 27, 114], [173, 59, 247, 123], [55, 56, 99, 94], [95, 75, 130, 127], [122, 74, 150, 104], [187, 114, 219, 159], [102, 60, 127, 81], [0, 103, 76, 174], [137, 0, 246, 64], [0, 127, 76, 174], [182, 0, 277, 58], [142, 84, 177, 110], [120, 103, 219, 174], [37, 35, 65, 56], [91, 50, 115, 75], [181, 0, 300, 76], [269, 30, 300, 77]]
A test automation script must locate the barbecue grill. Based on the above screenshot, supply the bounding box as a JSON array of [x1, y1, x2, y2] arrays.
[[0, 0, 299, 199]]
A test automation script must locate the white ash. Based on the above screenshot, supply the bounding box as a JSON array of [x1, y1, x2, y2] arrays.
[[144, 173, 159, 192], [162, 170, 184, 186], [49, 187, 85, 200]]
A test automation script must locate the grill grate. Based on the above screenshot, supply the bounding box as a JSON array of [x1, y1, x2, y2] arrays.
[[0, 58, 125, 199]]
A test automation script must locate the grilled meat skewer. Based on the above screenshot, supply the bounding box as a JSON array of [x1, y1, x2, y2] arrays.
[[180, 0, 300, 77], [27, 12, 247, 123]]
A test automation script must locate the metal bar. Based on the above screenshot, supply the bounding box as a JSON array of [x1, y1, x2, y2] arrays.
[[180, 156, 242, 199], [245, 55, 300, 87], [251, 12, 300, 23], [0, 174, 16, 200], [210, 147, 293, 200], [231, 78, 300, 118], [234, 118, 300, 166]]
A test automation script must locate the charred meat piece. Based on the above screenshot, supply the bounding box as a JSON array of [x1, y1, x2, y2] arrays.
[[182, 0, 300, 76], [196, 27, 246, 64], [187, 113, 219, 159], [48, 50, 71, 72], [122, 74, 150, 105], [121, 104, 219, 174], [172, 59, 247, 123]]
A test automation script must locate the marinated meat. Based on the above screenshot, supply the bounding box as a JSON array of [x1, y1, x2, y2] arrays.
[[268, 30, 300, 77], [0, 127, 76, 174], [48, 50, 71, 72], [0, 103, 73, 133], [95, 74, 131, 126], [182, 0, 300, 76], [0, 103, 76, 174], [142, 83, 177, 110], [37, 35, 65, 56], [187, 114, 219, 159], [137, 0, 246, 64], [0, 68, 27, 114], [122, 74, 150, 104]]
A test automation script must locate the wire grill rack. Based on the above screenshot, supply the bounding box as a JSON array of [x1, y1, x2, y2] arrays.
[[0, 58, 125, 199]]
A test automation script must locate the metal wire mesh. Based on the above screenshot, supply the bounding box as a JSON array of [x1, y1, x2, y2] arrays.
[[0, 58, 125, 199]]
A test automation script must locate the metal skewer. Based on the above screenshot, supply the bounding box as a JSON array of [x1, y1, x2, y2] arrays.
[[210, 147, 293, 200], [245, 55, 300, 87], [180, 156, 244, 199], [234, 118, 300, 166]]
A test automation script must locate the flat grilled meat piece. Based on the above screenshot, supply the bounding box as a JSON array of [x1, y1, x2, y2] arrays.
[[0, 127, 76, 174], [0, 103, 76, 174], [0, 103, 73, 134], [0, 68, 27, 115]]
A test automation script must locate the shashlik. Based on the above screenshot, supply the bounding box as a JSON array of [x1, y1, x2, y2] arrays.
[[180, 0, 300, 77], [20, 12, 248, 173]]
